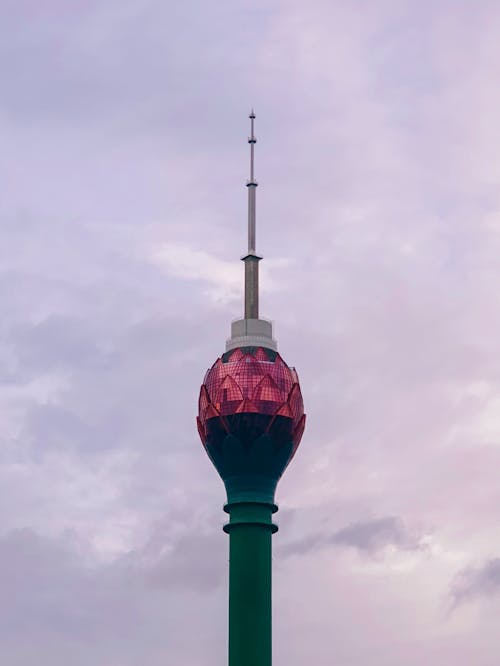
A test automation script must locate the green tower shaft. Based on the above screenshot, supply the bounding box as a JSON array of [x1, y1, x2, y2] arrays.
[[224, 501, 277, 666]]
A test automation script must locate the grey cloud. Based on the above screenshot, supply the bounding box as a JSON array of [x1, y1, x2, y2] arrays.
[[141, 532, 225, 592], [280, 516, 424, 557], [278, 532, 324, 558], [451, 558, 500, 606], [330, 516, 423, 553], [15, 315, 114, 374], [0, 526, 226, 666], [5, 302, 224, 455]]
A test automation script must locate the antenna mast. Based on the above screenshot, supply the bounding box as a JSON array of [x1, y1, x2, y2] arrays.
[[242, 110, 262, 319]]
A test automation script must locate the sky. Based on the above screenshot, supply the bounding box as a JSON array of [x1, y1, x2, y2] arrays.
[[1, 0, 500, 664]]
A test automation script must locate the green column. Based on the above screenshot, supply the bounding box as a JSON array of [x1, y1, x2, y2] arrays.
[[224, 501, 278, 666]]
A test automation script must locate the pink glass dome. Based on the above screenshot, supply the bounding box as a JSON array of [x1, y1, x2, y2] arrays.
[[197, 347, 306, 453]]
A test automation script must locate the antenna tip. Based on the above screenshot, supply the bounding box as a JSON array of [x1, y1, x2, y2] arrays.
[[249, 108, 256, 118]]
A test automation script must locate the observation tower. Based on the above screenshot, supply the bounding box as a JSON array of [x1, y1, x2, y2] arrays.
[[196, 112, 306, 666]]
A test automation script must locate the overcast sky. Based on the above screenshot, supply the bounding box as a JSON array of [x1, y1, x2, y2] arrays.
[[2, 1, 500, 664]]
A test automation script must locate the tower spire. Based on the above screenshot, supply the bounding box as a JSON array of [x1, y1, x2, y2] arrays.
[[225, 111, 276, 352], [243, 109, 262, 319]]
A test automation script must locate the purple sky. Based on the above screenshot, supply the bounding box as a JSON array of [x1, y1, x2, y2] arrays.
[[2, 1, 500, 664]]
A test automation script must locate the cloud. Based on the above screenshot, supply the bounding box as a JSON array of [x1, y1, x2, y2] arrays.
[[330, 516, 423, 553], [451, 558, 500, 607], [151, 242, 241, 303], [138, 532, 225, 592], [0, 525, 227, 666], [151, 241, 292, 305], [280, 516, 424, 557]]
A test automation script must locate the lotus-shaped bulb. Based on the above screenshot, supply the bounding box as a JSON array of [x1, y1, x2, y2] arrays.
[[197, 347, 305, 505]]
